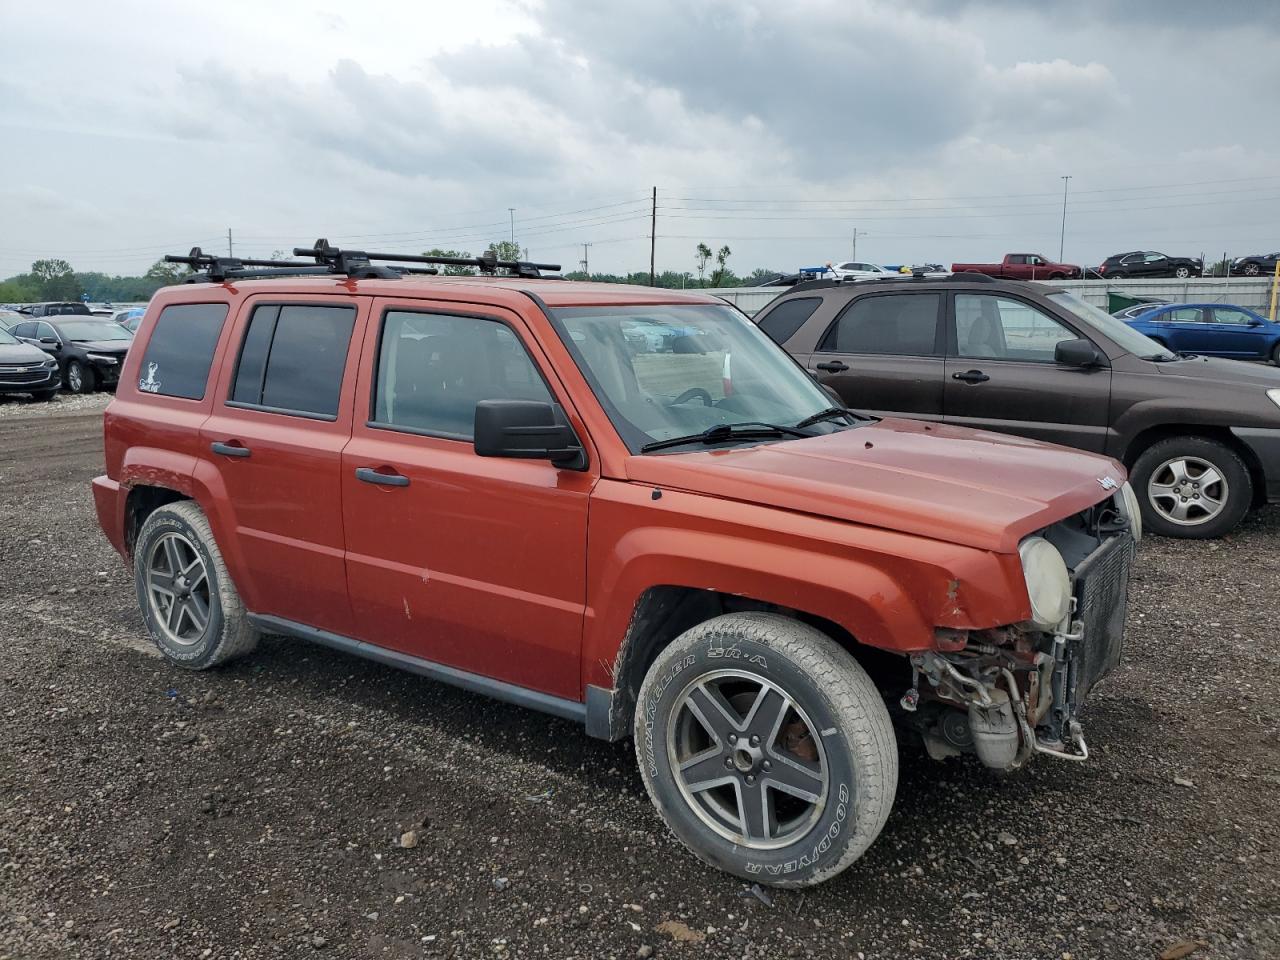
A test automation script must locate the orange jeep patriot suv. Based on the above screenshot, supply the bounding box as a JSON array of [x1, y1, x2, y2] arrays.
[[93, 243, 1141, 887]]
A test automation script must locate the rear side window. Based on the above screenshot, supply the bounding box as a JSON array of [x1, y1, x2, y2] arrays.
[[757, 297, 821, 345], [138, 304, 228, 400], [820, 294, 941, 356], [372, 311, 553, 439], [230, 304, 356, 418]]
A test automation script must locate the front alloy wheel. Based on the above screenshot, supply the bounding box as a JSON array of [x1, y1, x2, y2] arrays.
[[635, 612, 897, 887], [1132, 437, 1251, 539], [667, 670, 828, 849]]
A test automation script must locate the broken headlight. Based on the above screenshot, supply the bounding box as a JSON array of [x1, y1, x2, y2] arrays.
[[1018, 536, 1071, 630]]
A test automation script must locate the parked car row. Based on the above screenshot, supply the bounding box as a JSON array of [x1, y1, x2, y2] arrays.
[[754, 273, 1280, 539], [4, 316, 132, 396]]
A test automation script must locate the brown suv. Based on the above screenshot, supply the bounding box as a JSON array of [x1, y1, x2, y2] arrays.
[[755, 274, 1280, 538]]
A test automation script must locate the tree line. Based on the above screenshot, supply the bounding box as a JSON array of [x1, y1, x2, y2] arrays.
[[1, 242, 777, 303]]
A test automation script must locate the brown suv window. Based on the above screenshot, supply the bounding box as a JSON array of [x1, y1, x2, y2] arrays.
[[955, 295, 1075, 363], [371, 311, 553, 439], [819, 293, 941, 356], [230, 304, 356, 419]]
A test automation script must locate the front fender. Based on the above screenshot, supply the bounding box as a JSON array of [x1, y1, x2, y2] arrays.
[[581, 482, 1028, 692]]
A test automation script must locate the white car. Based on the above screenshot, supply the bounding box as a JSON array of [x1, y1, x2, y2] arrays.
[[830, 261, 896, 280]]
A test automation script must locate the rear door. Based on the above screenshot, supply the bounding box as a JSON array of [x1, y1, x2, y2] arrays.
[[1159, 306, 1212, 354], [805, 291, 945, 420], [340, 298, 593, 700], [943, 291, 1111, 451], [199, 296, 367, 636]]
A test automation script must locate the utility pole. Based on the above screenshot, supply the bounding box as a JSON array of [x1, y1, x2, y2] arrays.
[[508, 208, 515, 247], [580, 242, 592, 277], [650, 186, 657, 287], [227, 228, 233, 257], [851, 228, 859, 261], [1058, 176, 1072, 263]]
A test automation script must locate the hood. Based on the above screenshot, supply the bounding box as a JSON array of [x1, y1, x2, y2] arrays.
[[73, 340, 131, 353], [0, 341, 52, 365], [624, 419, 1125, 553], [1153, 354, 1280, 388]]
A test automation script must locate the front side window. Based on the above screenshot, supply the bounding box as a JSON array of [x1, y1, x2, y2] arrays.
[[821, 293, 940, 356], [955, 294, 1075, 363], [36, 322, 58, 341], [1213, 308, 1256, 326], [757, 297, 821, 345], [230, 303, 355, 418], [1144, 253, 1166, 263], [137, 303, 228, 400], [372, 311, 553, 439], [551, 303, 839, 452]]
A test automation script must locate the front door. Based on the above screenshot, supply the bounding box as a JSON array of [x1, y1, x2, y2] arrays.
[[806, 291, 945, 420], [943, 292, 1111, 451], [198, 296, 367, 636], [340, 300, 593, 700], [1207, 307, 1269, 358]]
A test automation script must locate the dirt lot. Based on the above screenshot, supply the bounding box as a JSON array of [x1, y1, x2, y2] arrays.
[[1, 395, 1277, 960]]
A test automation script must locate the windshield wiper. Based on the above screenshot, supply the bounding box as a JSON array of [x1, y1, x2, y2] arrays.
[[794, 406, 862, 429], [640, 421, 812, 453]]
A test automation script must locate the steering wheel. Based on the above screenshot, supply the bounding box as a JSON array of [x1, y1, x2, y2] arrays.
[[671, 387, 714, 406]]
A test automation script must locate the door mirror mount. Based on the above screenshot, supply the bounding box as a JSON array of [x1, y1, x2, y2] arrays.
[[1055, 338, 1106, 368], [474, 400, 586, 470]]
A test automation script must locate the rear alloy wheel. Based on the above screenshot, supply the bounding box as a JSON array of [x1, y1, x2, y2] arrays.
[[635, 612, 897, 887], [1174, 266, 1191, 279], [1131, 437, 1251, 539], [134, 501, 259, 668], [1243, 262, 1261, 277], [1110, 270, 1126, 279], [65, 360, 94, 394]]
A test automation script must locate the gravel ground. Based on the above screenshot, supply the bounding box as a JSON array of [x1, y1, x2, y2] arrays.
[[0, 404, 1277, 960]]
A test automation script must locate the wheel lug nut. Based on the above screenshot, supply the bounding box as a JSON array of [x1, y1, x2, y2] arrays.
[[745, 775, 755, 785], [762, 760, 772, 771], [750, 735, 759, 746], [728, 734, 737, 744], [724, 757, 733, 768]]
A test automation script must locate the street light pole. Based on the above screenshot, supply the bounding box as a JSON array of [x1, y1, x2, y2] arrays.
[[508, 208, 515, 247], [1058, 176, 1071, 263]]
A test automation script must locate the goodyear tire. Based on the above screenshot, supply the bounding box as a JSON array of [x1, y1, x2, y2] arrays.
[[133, 501, 259, 669], [634, 612, 897, 887]]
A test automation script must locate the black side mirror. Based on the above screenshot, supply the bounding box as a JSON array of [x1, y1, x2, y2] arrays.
[[1055, 338, 1105, 368], [39, 336, 59, 347], [474, 400, 586, 469]]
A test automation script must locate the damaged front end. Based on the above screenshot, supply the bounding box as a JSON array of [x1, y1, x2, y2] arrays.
[[901, 489, 1138, 772]]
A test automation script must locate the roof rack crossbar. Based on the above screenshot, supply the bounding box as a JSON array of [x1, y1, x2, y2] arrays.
[[294, 239, 561, 279]]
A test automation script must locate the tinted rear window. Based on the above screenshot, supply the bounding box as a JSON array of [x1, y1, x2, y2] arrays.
[[230, 304, 356, 418], [820, 293, 941, 355], [757, 297, 821, 345], [138, 304, 228, 400]]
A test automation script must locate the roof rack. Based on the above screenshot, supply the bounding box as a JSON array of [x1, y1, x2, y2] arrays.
[[293, 239, 560, 280], [165, 239, 562, 284]]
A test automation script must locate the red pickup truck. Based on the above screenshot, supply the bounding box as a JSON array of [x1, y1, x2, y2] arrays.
[[951, 253, 1082, 280]]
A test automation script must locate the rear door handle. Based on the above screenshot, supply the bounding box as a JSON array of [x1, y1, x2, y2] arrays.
[[211, 441, 251, 458], [355, 467, 409, 488], [815, 361, 849, 373], [952, 369, 990, 384]]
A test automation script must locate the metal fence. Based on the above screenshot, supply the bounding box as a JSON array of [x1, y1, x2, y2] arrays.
[[702, 278, 1278, 317]]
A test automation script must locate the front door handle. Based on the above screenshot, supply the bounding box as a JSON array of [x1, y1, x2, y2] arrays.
[[211, 441, 251, 458], [355, 466, 409, 487], [952, 369, 990, 384], [815, 360, 850, 373]]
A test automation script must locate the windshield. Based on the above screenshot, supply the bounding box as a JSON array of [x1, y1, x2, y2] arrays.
[[551, 303, 843, 452], [1047, 292, 1176, 360], [0, 328, 18, 345], [55, 320, 132, 342]]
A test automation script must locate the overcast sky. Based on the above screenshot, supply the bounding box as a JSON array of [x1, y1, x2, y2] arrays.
[[3, 0, 1279, 279]]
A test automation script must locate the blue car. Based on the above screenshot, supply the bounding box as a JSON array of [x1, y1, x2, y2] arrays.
[[1125, 302, 1280, 364]]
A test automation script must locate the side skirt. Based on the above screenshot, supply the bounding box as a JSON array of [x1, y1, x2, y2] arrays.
[[247, 613, 588, 726]]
